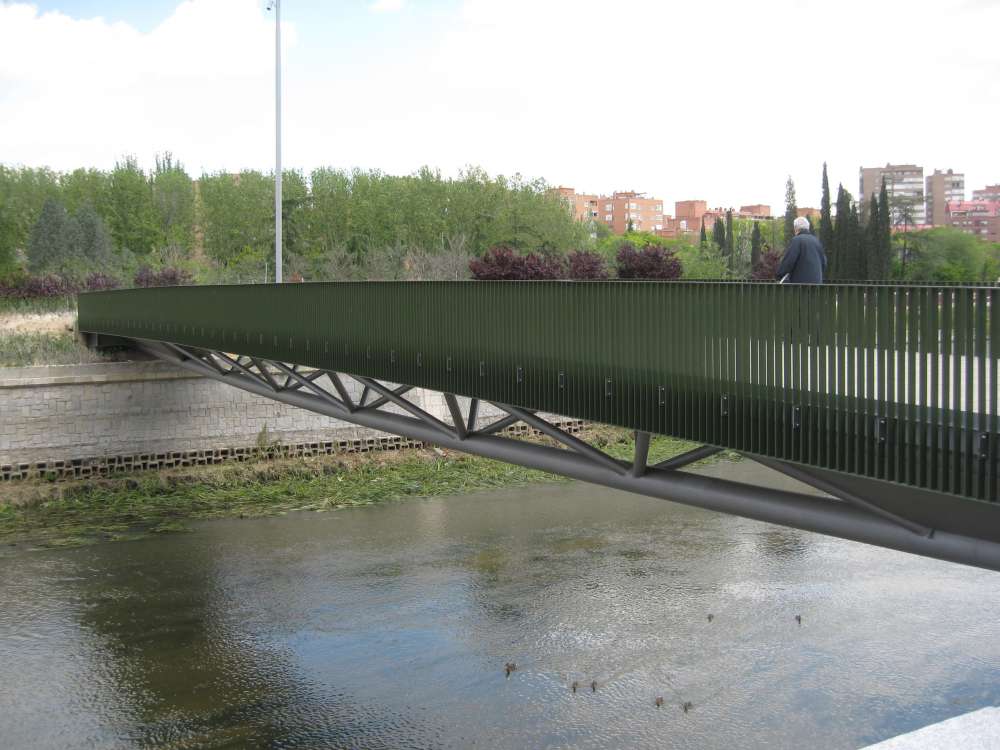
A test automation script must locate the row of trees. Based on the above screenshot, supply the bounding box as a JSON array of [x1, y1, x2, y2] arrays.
[[2, 155, 996, 289], [0, 158, 590, 283], [816, 163, 893, 280]]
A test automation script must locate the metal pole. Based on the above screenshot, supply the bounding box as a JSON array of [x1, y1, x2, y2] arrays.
[[274, 0, 283, 283]]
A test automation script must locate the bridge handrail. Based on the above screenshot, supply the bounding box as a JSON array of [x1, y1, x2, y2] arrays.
[[78, 280, 999, 503]]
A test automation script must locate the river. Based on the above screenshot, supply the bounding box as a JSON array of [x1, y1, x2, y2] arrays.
[[1, 462, 998, 749]]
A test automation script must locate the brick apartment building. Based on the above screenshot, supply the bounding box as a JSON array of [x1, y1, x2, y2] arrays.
[[946, 200, 1000, 244], [603, 192, 665, 234], [972, 185, 1000, 201], [554, 187, 600, 223], [556, 187, 664, 235], [557, 189, 773, 238], [926, 169, 965, 226], [740, 205, 772, 219]]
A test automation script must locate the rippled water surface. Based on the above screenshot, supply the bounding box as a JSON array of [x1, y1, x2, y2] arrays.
[[1, 462, 999, 749]]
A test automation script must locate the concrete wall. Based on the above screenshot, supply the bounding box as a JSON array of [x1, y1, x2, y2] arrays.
[[0, 361, 512, 481]]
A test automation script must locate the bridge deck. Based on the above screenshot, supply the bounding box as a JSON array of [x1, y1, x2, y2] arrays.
[[78, 281, 999, 505]]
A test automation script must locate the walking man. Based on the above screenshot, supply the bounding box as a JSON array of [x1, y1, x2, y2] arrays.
[[776, 216, 826, 283]]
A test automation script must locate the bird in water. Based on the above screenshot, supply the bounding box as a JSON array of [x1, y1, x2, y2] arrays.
[[591, 680, 598, 693], [655, 697, 664, 708], [504, 662, 517, 678], [707, 614, 714, 622], [571, 681, 579, 694], [795, 614, 802, 626], [682, 701, 694, 714]]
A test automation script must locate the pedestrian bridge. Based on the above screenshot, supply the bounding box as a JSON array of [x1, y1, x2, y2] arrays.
[[79, 280, 1000, 572]]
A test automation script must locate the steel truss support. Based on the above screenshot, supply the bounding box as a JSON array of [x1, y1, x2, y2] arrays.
[[742, 453, 933, 537], [136, 338, 1000, 574]]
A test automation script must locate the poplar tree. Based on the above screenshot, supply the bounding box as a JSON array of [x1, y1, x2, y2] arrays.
[[783, 176, 797, 247], [108, 156, 159, 255], [820, 162, 834, 255]]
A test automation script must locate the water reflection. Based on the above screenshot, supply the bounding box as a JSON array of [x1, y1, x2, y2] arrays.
[[1, 463, 999, 749]]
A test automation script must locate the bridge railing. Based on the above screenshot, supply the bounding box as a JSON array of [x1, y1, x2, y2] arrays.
[[79, 281, 998, 502]]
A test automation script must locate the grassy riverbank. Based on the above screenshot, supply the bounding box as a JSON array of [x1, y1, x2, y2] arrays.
[[0, 297, 106, 367], [0, 428, 734, 549]]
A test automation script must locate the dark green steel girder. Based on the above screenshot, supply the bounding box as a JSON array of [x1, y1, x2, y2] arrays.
[[78, 280, 999, 505]]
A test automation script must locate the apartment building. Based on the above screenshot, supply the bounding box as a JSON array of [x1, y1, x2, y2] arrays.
[[554, 187, 601, 223], [557, 190, 771, 238], [602, 191, 664, 234], [946, 201, 1000, 244], [972, 185, 1000, 201], [860, 164, 926, 225], [555, 188, 664, 234], [671, 200, 706, 233], [925, 169, 965, 226], [740, 205, 771, 219]]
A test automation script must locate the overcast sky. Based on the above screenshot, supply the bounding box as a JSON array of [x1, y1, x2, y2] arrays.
[[2, 0, 999, 211]]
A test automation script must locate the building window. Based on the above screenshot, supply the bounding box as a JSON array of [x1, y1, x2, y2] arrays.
[[605, 214, 612, 222]]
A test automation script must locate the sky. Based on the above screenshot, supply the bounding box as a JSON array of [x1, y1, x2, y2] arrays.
[[2, 0, 999, 211]]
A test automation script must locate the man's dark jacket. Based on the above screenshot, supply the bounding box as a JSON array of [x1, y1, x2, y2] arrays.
[[776, 232, 827, 283]]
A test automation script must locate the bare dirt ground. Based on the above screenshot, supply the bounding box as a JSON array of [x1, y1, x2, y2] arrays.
[[0, 312, 75, 334]]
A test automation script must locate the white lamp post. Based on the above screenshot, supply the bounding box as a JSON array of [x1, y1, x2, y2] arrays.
[[266, 0, 282, 283]]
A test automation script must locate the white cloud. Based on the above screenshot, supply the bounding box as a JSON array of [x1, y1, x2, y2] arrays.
[[369, 0, 406, 13], [0, 0, 296, 174], [1, 0, 998, 210]]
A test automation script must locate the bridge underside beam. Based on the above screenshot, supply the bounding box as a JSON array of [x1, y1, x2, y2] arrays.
[[138, 339, 1000, 574]]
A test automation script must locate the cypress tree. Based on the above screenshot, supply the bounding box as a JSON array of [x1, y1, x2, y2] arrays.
[[725, 209, 734, 257], [819, 162, 834, 255], [712, 217, 726, 250], [700, 218, 707, 247], [878, 178, 893, 275], [831, 184, 853, 280], [845, 197, 863, 279], [866, 192, 881, 279], [783, 176, 797, 247], [751, 221, 762, 269]]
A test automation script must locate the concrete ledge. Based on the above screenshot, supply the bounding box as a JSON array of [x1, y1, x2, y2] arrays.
[[0, 361, 201, 389], [862, 707, 1000, 749]]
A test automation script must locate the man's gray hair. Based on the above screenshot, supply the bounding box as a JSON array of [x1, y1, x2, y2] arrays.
[[793, 216, 810, 232]]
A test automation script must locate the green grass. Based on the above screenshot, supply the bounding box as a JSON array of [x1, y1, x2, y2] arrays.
[[0, 296, 76, 315], [0, 428, 736, 549], [0, 331, 109, 367]]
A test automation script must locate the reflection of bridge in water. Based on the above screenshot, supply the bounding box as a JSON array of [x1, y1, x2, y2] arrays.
[[79, 281, 1000, 572]]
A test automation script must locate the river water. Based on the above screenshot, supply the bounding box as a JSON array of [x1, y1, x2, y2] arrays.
[[1, 462, 998, 749]]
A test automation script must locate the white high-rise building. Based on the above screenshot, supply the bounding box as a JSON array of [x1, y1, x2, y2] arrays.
[[859, 164, 926, 226]]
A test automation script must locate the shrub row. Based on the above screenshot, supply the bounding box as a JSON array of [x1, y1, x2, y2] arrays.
[[0, 267, 192, 299], [468, 244, 683, 281]]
